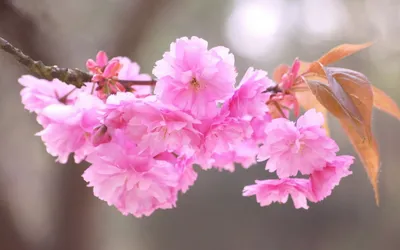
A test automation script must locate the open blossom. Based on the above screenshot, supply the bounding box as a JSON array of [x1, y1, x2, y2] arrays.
[[258, 109, 339, 178], [310, 155, 353, 201], [83, 131, 195, 217], [104, 93, 202, 156], [223, 67, 274, 118], [19, 75, 77, 113], [211, 140, 259, 172], [126, 104, 202, 156], [153, 36, 237, 118], [37, 92, 104, 163], [193, 111, 253, 170], [243, 178, 313, 209], [243, 155, 354, 209]]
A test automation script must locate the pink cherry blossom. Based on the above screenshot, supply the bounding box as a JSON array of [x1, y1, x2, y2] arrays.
[[125, 101, 202, 156], [153, 36, 237, 118], [223, 67, 274, 118], [211, 140, 259, 172], [194, 112, 253, 170], [243, 178, 313, 209], [82, 132, 192, 217], [37, 92, 104, 163], [244, 155, 354, 209], [19, 75, 77, 113], [154, 152, 198, 193], [310, 155, 353, 201], [258, 109, 339, 178], [103, 92, 142, 129]]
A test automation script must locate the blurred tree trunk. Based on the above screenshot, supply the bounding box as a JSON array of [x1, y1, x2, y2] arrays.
[[0, 196, 29, 250], [0, 1, 46, 250]]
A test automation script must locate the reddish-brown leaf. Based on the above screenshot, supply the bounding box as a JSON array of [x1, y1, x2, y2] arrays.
[[372, 86, 400, 120], [304, 67, 380, 204], [273, 64, 289, 83], [339, 120, 380, 205], [318, 42, 373, 66], [307, 43, 373, 74]]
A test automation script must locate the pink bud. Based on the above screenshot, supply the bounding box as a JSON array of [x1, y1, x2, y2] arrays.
[[91, 74, 103, 83], [91, 125, 111, 146], [103, 60, 121, 78], [86, 59, 97, 71], [96, 51, 108, 68], [291, 58, 300, 76]]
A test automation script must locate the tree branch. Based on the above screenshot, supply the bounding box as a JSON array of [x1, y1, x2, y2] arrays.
[[0, 36, 92, 87], [0, 36, 156, 88]]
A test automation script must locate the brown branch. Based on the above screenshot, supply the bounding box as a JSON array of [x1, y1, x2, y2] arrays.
[[0, 36, 157, 88], [0, 36, 92, 87]]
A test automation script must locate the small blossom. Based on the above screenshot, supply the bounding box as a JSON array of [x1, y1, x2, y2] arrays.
[[37, 92, 104, 163], [153, 36, 237, 118], [243, 178, 313, 209], [310, 155, 353, 201], [258, 109, 339, 178], [125, 101, 202, 156], [83, 132, 190, 217], [244, 155, 354, 209]]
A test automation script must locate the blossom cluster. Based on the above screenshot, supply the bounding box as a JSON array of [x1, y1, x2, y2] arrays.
[[19, 36, 353, 217]]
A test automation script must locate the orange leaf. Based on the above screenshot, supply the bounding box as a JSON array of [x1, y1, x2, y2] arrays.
[[298, 61, 311, 75], [307, 43, 373, 74], [339, 120, 380, 205], [273, 64, 289, 83], [318, 42, 373, 66], [304, 66, 380, 204], [372, 86, 400, 120]]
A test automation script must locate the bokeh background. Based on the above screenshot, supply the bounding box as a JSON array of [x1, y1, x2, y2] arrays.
[[1, 0, 400, 249]]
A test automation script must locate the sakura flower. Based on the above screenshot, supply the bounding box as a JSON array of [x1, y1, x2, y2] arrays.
[[153, 36, 237, 118], [244, 155, 354, 209], [243, 178, 313, 209], [154, 152, 198, 193], [19, 75, 77, 113], [223, 67, 274, 118], [125, 101, 202, 156], [83, 132, 192, 217], [211, 140, 259, 172], [258, 109, 339, 178], [37, 92, 104, 163], [310, 155, 353, 201]]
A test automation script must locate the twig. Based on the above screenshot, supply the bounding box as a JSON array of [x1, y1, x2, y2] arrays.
[[0, 36, 156, 88]]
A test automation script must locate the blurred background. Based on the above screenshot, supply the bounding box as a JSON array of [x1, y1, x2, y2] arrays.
[[1, 0, 400, 249]]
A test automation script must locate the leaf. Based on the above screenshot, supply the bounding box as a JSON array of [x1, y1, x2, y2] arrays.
[[298, 61, 311, 75], [372, 86, 400, 120], [317, 42, 373, 66], [304, 67, 380, 204], [339, 120, 380, 205], [308, 42, 373, 74], [273, 64, 289, 83]]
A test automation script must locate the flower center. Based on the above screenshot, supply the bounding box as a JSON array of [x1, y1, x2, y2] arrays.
[[190, 78, 201, 90]]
